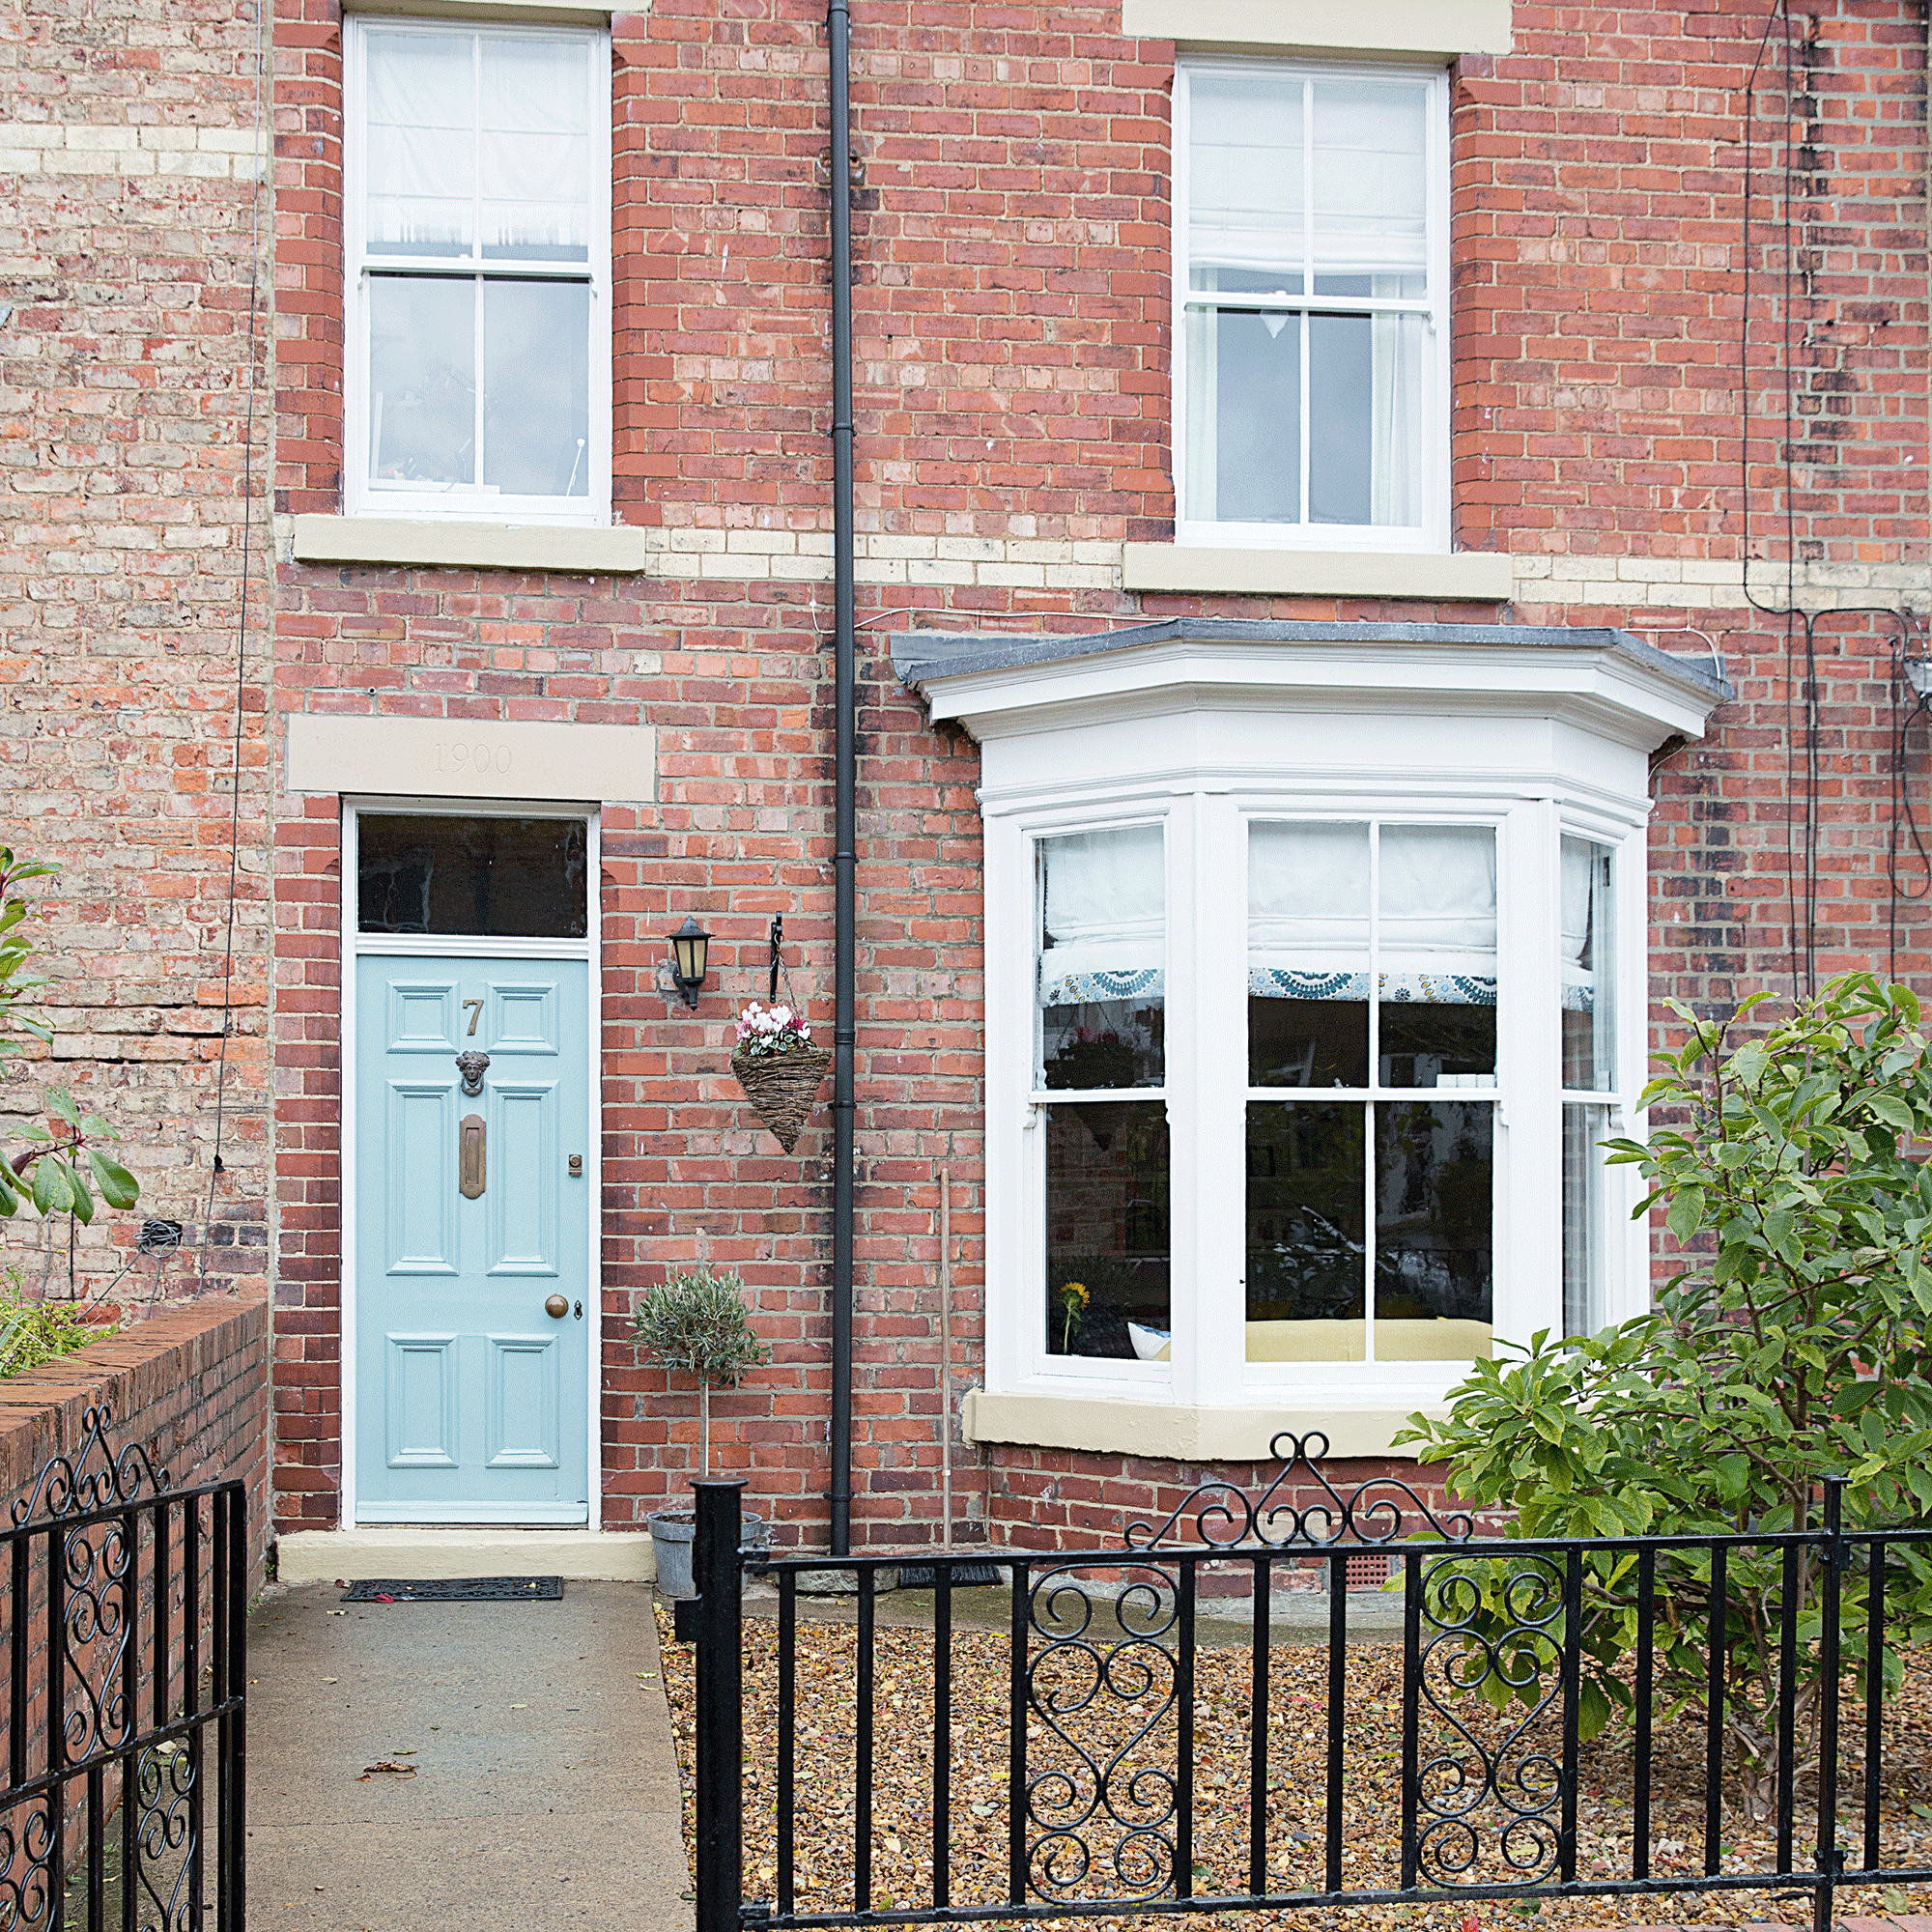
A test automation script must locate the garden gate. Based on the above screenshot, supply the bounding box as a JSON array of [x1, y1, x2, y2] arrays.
[[681, 1435, 1932, 1932], [0, 1404, 246, 1930]]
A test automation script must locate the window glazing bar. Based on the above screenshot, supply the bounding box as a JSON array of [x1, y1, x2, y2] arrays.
[[362, 263, 595, 283], [1181, 296, 1433, 317]]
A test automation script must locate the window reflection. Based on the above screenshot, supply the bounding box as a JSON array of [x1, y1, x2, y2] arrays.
[[1374, 1100, 1492, 1343], [1044, 1103, 1171, 1360], [1563, 1102, 1611, 1338], [1245, 1101, 1366, 1326], [357, 814, 588, 938]]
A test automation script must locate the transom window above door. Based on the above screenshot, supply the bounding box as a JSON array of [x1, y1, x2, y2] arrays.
[[1175, 60, 1448, 551], [345, 18, 611, 524], [356, 813, 588, 939]]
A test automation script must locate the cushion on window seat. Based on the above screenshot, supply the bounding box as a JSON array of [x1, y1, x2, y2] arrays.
[[1123, 1320, 1492, 1364], [1242, 1319, 1492, 1363]]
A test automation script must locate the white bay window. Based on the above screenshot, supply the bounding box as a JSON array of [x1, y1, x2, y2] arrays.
[[346, 18, 611, 524], [895, 619, 1726, 1462]]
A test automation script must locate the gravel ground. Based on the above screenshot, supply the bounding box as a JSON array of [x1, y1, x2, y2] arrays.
[[655, 1597, 1932, 1932]]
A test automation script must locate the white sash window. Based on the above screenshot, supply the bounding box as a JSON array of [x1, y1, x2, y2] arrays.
[[345, 18, 611, 525], [1176, 60, 1449, 552]]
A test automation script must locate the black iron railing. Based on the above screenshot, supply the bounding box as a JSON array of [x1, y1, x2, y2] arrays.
[[0, 1404, 246, 1930], [679, 1435, 1932, 1932]]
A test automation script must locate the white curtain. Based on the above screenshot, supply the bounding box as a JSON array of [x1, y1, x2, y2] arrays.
[[1561, 838, 1612, 1046], [1310, 80, 1427, 287], [1370, 309, 1423, 527], [1248, 821, 1370, 975], [480, 38, 590, 258], [1378, 826, 1496, 964], [1039, 826, 1164, 993], [1249, 822, 1496, 992], [365, 32, 474, 253], [1187, 71, 1303, 285], [1561, 838, 1595, 981], [364, 32, 589, 260]]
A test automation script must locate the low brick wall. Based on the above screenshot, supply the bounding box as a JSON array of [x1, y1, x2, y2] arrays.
[[0, 1291, 270, 1584], [0, 1291, 269, 1877]]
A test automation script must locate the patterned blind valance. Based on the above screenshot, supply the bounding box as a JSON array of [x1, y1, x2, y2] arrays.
[[1038, 825, 1165, 1009], [1248, 821, 1496, 1004]]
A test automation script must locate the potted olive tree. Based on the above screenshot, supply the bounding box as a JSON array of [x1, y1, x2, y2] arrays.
[[633, 1265, 771, 1597]]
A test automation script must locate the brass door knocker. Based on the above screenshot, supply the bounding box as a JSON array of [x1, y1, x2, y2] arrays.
[[455, 1050, 490, 1096]]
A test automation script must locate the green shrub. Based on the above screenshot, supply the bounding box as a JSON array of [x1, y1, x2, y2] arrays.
[[1398, 974, 1932, 1816], [0, 1289, 115, 1379], [0, 849, 139, 1223]]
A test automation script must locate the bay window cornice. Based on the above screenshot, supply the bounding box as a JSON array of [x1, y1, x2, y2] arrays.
[[894, 619, 1729, 755]]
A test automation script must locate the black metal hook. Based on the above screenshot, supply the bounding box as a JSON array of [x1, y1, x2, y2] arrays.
[[768, 913, 783, 1005]]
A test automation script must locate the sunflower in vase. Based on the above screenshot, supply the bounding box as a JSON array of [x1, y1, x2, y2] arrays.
[[1056, 1280, 1090, 1353]]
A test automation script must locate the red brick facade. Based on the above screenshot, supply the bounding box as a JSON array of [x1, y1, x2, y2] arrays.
[[8, 3, 1931, 1553]]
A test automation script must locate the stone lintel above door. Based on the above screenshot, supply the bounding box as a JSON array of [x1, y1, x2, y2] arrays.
[[286, 715, 657, 806]]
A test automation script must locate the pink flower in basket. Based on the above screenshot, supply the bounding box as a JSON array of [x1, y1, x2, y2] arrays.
[[734, 1001, 814, 1062]]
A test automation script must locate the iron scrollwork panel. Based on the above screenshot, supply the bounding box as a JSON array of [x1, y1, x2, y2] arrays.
[[0, 1796, 58, 1928], [1124, 1430, 1475, 1554], [1409, 1553, 1568, 1887], [1024, 1563, 1182, 1902], [135, 1736, 201, 1932], [56, 1515, 139, 1768]]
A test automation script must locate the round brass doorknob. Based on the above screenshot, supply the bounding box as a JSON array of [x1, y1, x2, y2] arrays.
[[545, 1294, 569, 1319]]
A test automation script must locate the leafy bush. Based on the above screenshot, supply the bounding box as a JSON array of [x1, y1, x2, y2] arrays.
[[0, 1287, 115, 1379], [0, 850, 139, 1224], [632, 1266, 770, 1478], [1398, 974, 1932, 1815]]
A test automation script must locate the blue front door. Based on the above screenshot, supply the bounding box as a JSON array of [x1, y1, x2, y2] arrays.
[[355, 955, 592, 1522]]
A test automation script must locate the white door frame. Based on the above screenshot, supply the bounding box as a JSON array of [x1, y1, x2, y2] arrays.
[[339, 796, 604, 1529]]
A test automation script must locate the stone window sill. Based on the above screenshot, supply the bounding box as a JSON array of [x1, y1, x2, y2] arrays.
[[290, 515, 651, 575], [961, 1388, 1448, 1463], [1121, 0, 1511, 59], [1122, 544, 1515, 602]]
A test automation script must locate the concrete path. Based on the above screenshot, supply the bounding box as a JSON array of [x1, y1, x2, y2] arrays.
[[245, 1580, 691, 1932]]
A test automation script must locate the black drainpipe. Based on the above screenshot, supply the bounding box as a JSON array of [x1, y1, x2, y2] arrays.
[[827, 0, 857, 1559]]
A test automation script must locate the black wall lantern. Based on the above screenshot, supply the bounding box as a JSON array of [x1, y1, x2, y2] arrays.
[[669, 916, 711, 1009]]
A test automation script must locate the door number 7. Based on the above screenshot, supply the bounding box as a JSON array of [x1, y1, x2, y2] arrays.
[[462, 999, 485, 1037]]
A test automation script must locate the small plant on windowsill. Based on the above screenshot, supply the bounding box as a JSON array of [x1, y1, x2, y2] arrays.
[[729, 1001, 832, 1153], [1055, 1279, 1089, 1353], [633, 1266, 772, 1596]]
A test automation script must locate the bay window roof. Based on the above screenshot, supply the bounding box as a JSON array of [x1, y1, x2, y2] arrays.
[[893, 616, 1731, 743]]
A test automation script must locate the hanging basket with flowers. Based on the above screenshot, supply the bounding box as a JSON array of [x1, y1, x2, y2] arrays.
[[729, 1001, 832, 1152]]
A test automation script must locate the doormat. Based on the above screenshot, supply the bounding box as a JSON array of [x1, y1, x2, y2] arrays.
[[340, 1576, 564, 1604], [894, 1562, 1005, 1588]]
